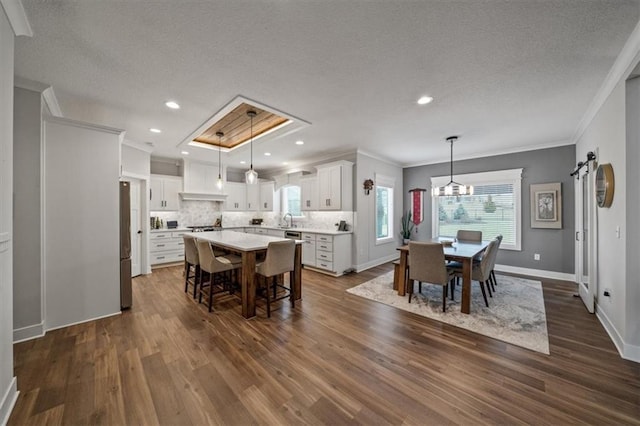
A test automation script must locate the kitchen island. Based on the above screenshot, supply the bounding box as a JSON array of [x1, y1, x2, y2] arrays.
[[193, 230, 303, 319]]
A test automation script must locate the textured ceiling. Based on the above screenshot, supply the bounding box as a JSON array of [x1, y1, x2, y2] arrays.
[[14, 0, 640, 173]]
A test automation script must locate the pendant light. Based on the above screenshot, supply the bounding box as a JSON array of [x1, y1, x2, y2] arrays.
[[245, 110, 258, 185], [432, 136, 473, 197], [215, 131, 224, 190]]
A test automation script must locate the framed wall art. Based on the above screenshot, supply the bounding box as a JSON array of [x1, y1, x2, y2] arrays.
[[530, 182, 562, 229]]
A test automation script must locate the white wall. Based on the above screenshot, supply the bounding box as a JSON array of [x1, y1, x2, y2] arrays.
[[43, 117, 123, 330], [0, 6, 17, 424], [576, 70, 640, 361], [122, 144, 150, 177], [625, 77, 640, 351], [354, 151, 403, 271], [12, 86, 43, 341]]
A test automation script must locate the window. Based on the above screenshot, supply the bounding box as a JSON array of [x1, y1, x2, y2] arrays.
[[281, 185, 301, 216], [431, 169, 522, 250], [375, 174, 395, 243]]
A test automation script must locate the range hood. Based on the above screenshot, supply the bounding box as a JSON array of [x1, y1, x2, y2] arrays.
[[179, 192, 228, 202]]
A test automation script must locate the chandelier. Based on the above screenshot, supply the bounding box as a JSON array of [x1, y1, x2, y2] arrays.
[[216, 131, 224, 190], [432, 136, 473, 197]]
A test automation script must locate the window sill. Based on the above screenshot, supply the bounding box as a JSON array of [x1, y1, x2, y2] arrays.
[[375, 237, 396, 246]]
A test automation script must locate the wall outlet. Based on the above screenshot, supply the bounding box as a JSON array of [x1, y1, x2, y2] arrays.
[[604, 289, 611, 297], [534, 253, 540, 261]]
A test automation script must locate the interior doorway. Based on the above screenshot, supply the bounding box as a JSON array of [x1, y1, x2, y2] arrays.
[[576, 163, 596, 313], [129, 178, 143, 277]]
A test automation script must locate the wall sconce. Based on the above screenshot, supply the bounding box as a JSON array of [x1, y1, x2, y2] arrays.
[[363, 179, 374, 195]]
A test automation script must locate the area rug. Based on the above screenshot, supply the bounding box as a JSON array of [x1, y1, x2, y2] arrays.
[[347, 272, 549, 354]]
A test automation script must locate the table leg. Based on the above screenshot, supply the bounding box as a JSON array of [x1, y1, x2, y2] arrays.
[[398, 251, 408, 296], [291, 243, 302, 301], [461, 258, 472, 314], [241, 251, 257, 319]]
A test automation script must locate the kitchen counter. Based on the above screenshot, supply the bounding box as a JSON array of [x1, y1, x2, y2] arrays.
[[229, 225, 352, 235], [150, 228, 190, 233]]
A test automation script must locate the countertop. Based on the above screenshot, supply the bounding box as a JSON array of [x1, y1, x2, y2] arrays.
[[149, 225, 352, 235]]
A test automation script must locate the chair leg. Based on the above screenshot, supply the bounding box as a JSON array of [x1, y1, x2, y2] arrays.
[[198, 269, 204, 303], [449, 278, 455, 300], [479, 281, 489, 307], [491, 270, 497, 288], [490, 271, 496, 292], [193, 265, 200, 299], [442, 285, 447, 312], [208, 273, 214, 312], [486, 280, 493, 298], [290, 276, 295, 309], [266, 277, 273, 318], [184, 261, 190, 292], [419, 282, 422, 293]]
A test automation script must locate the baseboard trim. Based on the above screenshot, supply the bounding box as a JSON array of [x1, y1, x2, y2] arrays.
[[0, 377, 18, 426], [596, 305, 640, 363], [494, 264, 576, 282], [45, 311, 121, 333], [354, 254, 399, 273], [13, 321, 45, 343]]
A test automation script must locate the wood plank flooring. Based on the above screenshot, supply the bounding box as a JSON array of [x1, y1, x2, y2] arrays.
[[9, 264, 640, 425]]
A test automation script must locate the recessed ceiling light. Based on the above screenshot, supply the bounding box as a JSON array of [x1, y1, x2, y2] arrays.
[[181, 151, 189, 155], [165, 101, 180, 109], [240, 160, 246, 164], [295, 140, 304, 145], [149, 128, 162, 133], [417, 96, 433, 105], [264, 152, 271, 156], [282, 162, 289, 165]]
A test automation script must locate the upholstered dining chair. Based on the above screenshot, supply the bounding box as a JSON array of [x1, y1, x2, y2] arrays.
[[196, 240, 242, 312], [450, 239, 500, 308], [255, 240, 296, 317], [407, 242, 455, 312], [489, 234, 503, 291], [183, 235, 200, 298], [456, 229, 482, 242]]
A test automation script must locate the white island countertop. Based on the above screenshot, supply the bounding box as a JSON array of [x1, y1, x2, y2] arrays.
[[229, 225, 352, 235], [193, 230, 302, 251]]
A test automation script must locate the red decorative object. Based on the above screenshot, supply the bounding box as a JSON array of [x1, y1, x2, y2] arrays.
[[409, 188, 426, 225]]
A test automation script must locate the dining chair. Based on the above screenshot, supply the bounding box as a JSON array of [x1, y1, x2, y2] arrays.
[[450, 239, 500, 308], [255, 240, 296, 317], [456, 229, 482, 242], [196, 240, 242, 312], [490, 234, 503, 291], [183, 235, 200, 298], [407, 242, 455, 312]]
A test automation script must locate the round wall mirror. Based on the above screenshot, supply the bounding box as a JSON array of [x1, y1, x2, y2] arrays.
[[595, 163, 614, 208]]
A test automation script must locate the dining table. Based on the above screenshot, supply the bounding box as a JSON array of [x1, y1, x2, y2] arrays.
[[396, 239, 490, 314], [193, 230, 303, 319]]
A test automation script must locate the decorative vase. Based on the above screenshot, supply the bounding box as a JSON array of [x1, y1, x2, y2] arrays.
[[403, 238, 410, 245]]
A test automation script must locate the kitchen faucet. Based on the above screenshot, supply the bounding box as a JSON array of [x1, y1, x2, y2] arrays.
[[283, 213, 294, 228]]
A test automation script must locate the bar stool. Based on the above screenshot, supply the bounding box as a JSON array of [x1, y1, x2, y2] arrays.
[[183, 235, 200, 298], [256, 240, 296, 317], [196, 240, 242, 312]]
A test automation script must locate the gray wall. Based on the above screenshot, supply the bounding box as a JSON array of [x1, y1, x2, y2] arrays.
[[403, 145, 575, 274], [13, 87, 42, 331]]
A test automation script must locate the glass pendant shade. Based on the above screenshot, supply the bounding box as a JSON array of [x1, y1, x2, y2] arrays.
[[432, 136, 473, 197], [245, 110, 258, 184], [216, 131, 224, 191]]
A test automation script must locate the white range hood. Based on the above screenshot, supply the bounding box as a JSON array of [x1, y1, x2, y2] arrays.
[[179, 192, 228, 202]]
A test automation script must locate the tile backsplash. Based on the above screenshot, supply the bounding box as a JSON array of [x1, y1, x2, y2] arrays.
[[151, 200, 353, 231]]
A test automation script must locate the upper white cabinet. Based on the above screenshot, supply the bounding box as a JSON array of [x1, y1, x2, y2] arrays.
[[225, 182, 247, 211], [316, 161, 353, 211], [260, 181, 277, 212], [150, 175, 182, 211], [246, 183, 260, 211], [181, 159, 229, 201], [300, 176, 318, 211]]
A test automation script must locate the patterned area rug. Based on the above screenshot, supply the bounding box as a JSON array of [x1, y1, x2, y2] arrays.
[[347, 272, 550, 354]]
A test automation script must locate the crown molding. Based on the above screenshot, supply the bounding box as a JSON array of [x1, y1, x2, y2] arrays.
[[571, 18, 640, 144], [1, 0, 32, 36], [42, 87, 62, 117], [122, 139, 155, 153], [44, 116, 125, 136], [14, 76, 63, 117], [356, 149, 403, 167]]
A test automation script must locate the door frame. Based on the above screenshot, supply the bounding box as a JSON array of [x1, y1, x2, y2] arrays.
[[121, 173, 150, 275], [575, 161, 597, 313]]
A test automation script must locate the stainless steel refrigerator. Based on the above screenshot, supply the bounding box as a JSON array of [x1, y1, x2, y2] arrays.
[[120, 181, 132, 309]]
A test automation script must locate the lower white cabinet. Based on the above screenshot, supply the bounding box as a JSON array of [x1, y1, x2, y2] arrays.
[[301, 232, 351, 276], [150, 230, 187, 265]]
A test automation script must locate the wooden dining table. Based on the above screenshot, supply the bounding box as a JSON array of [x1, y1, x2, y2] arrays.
[[396, 239, 490, 314], [194, 230, 303, 319]]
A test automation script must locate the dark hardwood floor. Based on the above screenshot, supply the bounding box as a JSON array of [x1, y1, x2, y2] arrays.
[[9, 263, 640, 425]]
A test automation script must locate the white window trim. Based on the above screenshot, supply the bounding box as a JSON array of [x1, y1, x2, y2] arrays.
[[430, 168, 522, 251], [280, 184, 305, 217], [375, 173, 396, 245]]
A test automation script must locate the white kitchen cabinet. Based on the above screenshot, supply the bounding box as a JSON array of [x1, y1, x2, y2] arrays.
[[267, 229, 285, 238], [183, 159, 222, 194], [150, 230, 187, 265], [246, 183, 260, 211], [316, 161, 353, 211], [225, 182, 247, 211], [150, 175, 182, 211], [300, 176, 318, 211], [301, 233, 316, 266], [260, 181, 277, 211]]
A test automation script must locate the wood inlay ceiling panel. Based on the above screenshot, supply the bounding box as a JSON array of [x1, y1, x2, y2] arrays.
[[193, 103, 289, 149]]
